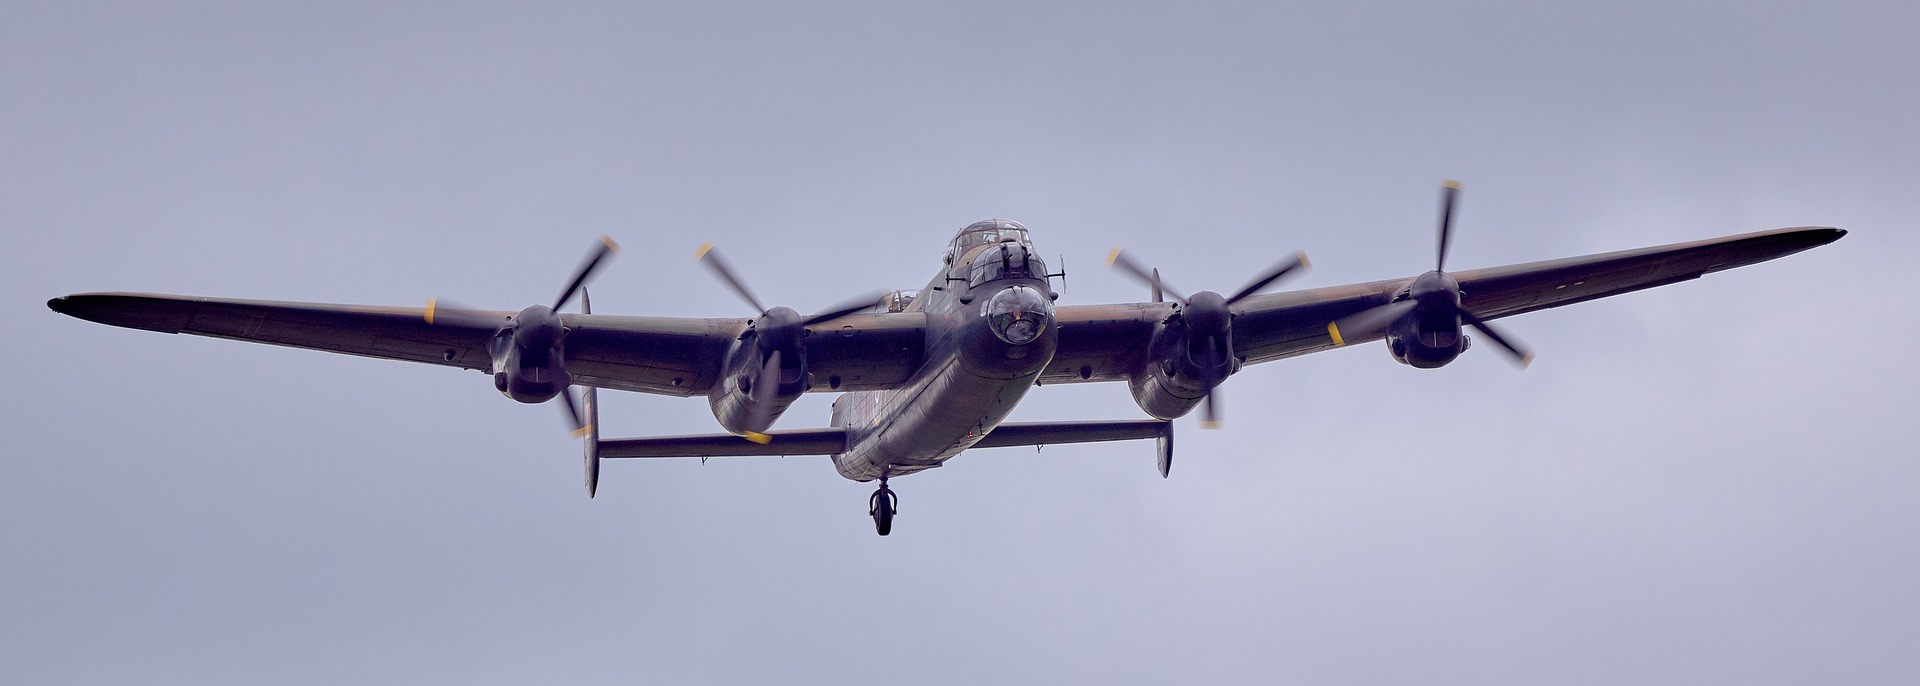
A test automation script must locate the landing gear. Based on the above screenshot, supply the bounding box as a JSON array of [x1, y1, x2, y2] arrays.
[[868, 475, 898, 536]]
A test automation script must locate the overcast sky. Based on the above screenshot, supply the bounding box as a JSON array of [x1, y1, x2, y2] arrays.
[[4, 1, 1916, 683]]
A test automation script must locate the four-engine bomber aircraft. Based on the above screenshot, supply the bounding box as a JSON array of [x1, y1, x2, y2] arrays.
[[48, 184, 1844, 534]]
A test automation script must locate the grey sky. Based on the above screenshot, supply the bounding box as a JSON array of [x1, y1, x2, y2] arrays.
[[4, 1, 1915, 683]]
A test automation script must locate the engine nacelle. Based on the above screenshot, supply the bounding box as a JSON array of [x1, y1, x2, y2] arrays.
[[1385, 307, 1469, 369], [1128, 300, 1236, 420], [707, 325, 811, 435], [490, 305, 572, 403]]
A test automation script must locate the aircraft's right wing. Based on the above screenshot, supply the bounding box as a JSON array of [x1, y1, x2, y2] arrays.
[[47, 293, 928, 396]]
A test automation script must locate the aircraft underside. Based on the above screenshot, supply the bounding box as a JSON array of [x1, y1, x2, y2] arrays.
[[47, 198, 1846, 537]]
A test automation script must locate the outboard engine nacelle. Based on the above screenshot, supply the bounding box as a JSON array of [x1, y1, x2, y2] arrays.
[[1384, 305, 1469, 369], [491, 303, 573, 403], [1384, 270, 1471, 369], [1327, 182, 1534, 369], [422, 235, 616, 434]]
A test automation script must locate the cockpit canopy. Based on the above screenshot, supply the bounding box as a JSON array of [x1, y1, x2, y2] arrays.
[[952, 218, 1030, 257]]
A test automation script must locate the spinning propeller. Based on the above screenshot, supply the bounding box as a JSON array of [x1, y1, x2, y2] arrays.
[[696, 242, 885, 441], [1107, 247, 1311, 427], [1327, 181, 1534, 366], [425, 236, 619, 435]]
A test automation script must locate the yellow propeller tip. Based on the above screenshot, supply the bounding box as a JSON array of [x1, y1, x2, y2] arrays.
[[571, 424, 593, 439], [1327, 321, 1345, 346], [1296, 250, 1312, 271], [424, 298, 437, 324], [695, 242, 714, 260], [1519, 353, 1536, 370], [1442, 179, 1462, 189], [743, 431, 772, 445], [600, 235, 620, 252], [1200, 420, 1221, 430], [1105, 247, 1122, 267]]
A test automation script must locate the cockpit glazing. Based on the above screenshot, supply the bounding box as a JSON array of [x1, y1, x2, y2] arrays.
[[951, 219, 1031, 257]]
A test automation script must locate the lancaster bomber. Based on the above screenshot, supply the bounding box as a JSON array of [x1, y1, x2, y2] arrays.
[[47, 183, 1845, 535]]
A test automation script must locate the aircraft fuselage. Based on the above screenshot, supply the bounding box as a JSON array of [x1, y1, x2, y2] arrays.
[[829, 223, 1057, 481]]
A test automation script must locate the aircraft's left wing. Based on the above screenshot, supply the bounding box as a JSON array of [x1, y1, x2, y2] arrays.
[[1230, 225, 1845, 364], [1040, 226, 1843, 382], [47, 293, 927, 396]]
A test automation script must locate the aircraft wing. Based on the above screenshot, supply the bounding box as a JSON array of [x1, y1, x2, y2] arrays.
[[46, 293, 927, 396], [1040, 226, 1844, 381]]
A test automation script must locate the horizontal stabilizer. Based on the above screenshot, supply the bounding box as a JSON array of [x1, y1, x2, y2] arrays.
[[972, 419, 1170, 449], [598, 428, 848, 459]]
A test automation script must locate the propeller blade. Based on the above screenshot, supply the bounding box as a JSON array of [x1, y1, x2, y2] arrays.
[[1200, 391, 1221, 430], [1437, 180, 1460, 272], [1106, 248, 1186, 303], [1200, 336, 1224, 429], [802, 290, 889, 326], [559, 386, 588, 437], [553, 236, 619, 311], [422, 298, 510, 329], [1460, 310, 1535, 368], [695, 242, 768, 315], [580, 288, 591, 315], [1327, 299, 1420, 346], [742, 348, 781, 443], [1224, 251, 1312, 305]]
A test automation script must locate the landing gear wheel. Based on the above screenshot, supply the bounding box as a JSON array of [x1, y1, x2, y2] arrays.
[[868, 477, 898, 536]]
